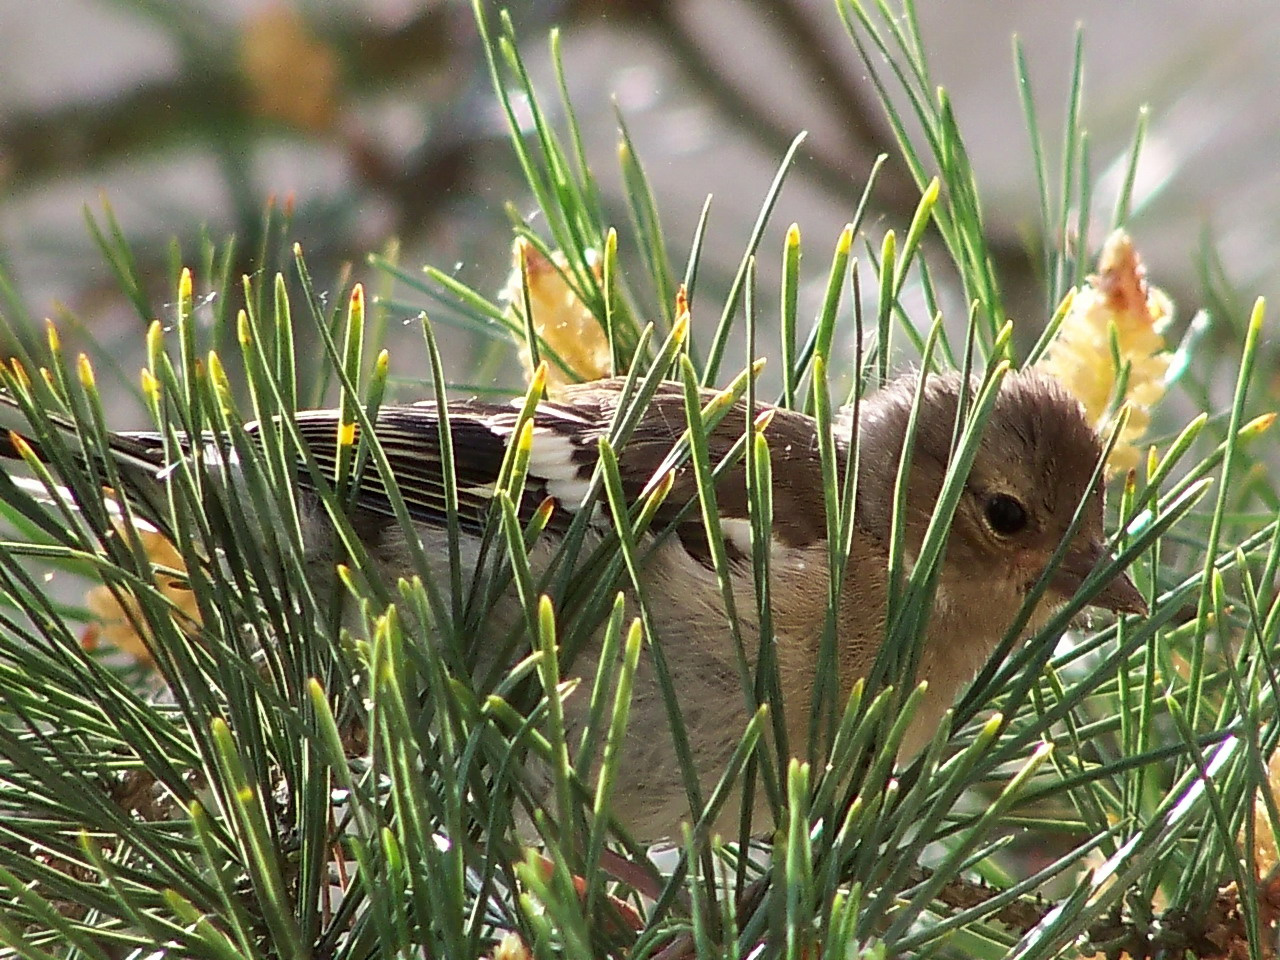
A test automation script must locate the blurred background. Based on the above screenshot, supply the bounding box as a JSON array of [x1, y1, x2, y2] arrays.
[[0, 0, 1275, 405]]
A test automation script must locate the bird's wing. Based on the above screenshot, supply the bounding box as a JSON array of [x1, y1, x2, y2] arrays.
[[0, 379, 837, 561], [286, 384, 838, 563], [289, 405, 541, 532], [563, 382, 834, 562]]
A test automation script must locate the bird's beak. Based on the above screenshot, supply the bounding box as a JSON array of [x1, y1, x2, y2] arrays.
[[1051, 538, 1147, 616]]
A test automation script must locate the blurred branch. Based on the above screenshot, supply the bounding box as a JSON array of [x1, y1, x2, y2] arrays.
[[639, 0, 920, 212], [0, 6, 462, 192], [602, 0, 1037, 317]]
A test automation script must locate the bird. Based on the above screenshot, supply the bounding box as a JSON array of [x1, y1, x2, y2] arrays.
[[0, 367, 1145, 845]]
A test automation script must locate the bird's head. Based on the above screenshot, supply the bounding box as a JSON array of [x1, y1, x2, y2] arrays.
[[856, 368, 1146, 618]]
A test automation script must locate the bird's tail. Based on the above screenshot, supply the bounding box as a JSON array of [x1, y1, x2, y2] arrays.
[[0, 390, 179, 536]]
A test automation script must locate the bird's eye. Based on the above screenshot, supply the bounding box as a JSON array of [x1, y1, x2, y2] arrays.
[[984, 493, 1029, 536]]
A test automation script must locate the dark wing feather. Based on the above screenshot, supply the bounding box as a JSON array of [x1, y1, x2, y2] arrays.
[[1, 377, 832, 556], [287, 407, 546, 532]]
